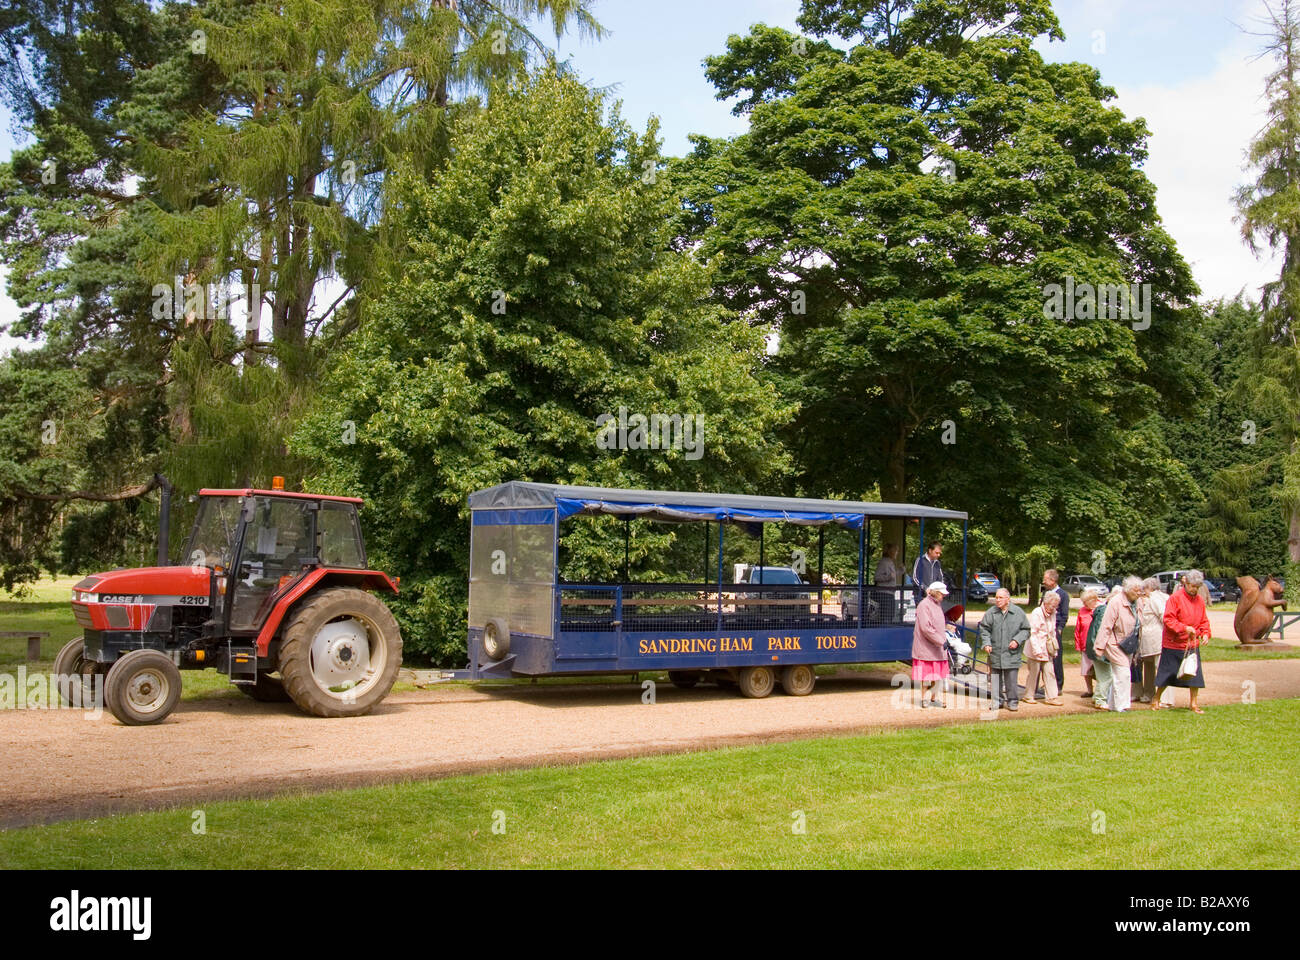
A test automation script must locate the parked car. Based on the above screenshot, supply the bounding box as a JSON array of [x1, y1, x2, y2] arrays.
[[1064, 574, 1107, 597], [966, 577, 989, 603], [973, 571, 1001, 591], [1209, 578, 1239, 603], [1150, 570, 1222, 602], [738, 566, 807, 617]]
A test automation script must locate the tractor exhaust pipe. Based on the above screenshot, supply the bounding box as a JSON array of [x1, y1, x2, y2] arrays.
[[155, 474, 173, 567]]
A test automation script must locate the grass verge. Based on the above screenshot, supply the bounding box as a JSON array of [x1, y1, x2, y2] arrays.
[[2, 698, 1295, 869]]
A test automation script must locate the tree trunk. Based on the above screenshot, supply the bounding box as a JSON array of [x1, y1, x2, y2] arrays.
[[879, 419, 908, 562], [1290, 438, 1300, 565]]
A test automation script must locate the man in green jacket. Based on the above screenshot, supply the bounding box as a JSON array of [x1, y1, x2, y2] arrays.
[[978, 588, 1031, 711]]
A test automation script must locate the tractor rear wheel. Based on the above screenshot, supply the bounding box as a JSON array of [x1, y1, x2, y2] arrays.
[[239, 671, 293, 702], [278, 587, 402, 718], [54, 637, 104, 708], [104, 649, 182, 725], [668, 670, 701, 689]]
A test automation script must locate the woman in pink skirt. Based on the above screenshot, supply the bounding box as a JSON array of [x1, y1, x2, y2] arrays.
[[912, 581, 951, 708]]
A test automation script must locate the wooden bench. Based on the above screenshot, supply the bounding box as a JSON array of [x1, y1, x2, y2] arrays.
[[0, 630, 51, 660], [0, 629, 51, 658], [1271, 611, 1300, 642]]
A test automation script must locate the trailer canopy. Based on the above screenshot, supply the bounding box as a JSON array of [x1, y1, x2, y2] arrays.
[[468, 482, 967, 529]]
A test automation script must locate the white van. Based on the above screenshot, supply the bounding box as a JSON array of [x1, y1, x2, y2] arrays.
[[1150, 570, 1222, 602]]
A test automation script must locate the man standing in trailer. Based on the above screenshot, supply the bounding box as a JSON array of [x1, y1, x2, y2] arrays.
[[912, 542, 945, 602]]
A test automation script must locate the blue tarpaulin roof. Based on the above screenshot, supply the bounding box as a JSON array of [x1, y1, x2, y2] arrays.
[[467, 482, 966, 528]]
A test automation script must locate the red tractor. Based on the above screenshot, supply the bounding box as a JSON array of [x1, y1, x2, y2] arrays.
[[55, 479, 402, 725]]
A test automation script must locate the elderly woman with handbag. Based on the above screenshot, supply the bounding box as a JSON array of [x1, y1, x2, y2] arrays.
[[1023, 591, 1062, 705], [1155, 570, 1212, 713], [1094, 576, 1142, 713]]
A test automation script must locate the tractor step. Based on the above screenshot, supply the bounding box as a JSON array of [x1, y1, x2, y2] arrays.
[[227, 643, 259, 684]]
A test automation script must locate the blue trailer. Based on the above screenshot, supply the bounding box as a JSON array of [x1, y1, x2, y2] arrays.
[[465, 482, 969, 698]]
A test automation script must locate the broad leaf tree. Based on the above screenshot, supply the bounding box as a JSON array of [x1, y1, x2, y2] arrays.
[[1236, 0, 1300, 591], [671, 0, 1203, 570], [293, 68, 794, 661]]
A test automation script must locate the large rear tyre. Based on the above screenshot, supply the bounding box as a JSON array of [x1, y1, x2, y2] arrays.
[[53, 637, 104, 708], [104, 649, 182, 725], [278, 587, 402, 718], [781, 664, 816, 696], [668, 670, 701, 689], [239, 671, 293, 702], [737, 665, 775, 699]]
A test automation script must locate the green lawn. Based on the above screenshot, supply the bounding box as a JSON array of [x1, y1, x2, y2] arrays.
[[0, 577, 83, 667], [3, 698, 1295, 869]]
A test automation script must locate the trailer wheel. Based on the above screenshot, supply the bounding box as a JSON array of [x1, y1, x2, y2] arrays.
[[668, 670, 701, 689], [104, 649, 182, 725], [278, 587, 402, 718], [482, 617, 511, 661], [53, 637, 103, 708], [737, 665, 775, 699], [239, 671, 293, 702], [781, 664, 816, 696]]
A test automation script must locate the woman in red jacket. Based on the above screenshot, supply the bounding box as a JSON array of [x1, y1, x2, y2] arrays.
[[1074, 587, 1103, 699], [1154, 570, 1212, 713]]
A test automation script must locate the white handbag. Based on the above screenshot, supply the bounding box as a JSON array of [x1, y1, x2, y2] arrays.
[[1177, 650, 1199, 678]]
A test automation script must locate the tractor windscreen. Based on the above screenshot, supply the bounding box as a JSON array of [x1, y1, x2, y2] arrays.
[[182, 496, 243, 569]]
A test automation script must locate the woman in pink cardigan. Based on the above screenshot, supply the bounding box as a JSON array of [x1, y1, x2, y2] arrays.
[[911, 581, 951, 708], [1094, 576, 1142, 712]]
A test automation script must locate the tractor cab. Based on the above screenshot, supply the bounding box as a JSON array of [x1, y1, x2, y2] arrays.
[[183, 485, 368, 634]]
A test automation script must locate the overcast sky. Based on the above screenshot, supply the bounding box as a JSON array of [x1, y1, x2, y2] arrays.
[[0, 0, 1283, 354]]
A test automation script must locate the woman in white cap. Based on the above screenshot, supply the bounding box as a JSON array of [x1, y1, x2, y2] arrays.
[[911, 581, 950, 708], [1023, 591, 1062, 705]]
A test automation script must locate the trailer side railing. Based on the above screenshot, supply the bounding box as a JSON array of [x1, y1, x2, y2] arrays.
[[555, 582, 958, 633]]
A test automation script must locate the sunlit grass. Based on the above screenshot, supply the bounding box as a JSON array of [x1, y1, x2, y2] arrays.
[[3, 699, 1294, 869]]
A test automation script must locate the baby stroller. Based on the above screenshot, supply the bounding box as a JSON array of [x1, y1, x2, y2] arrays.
[[945, 626, 975, 675]]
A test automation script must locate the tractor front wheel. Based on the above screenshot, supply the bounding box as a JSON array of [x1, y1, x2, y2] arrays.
[[104, 649, 182, 725], [54, 637, 104, 708], [278, 587, 402, 718]]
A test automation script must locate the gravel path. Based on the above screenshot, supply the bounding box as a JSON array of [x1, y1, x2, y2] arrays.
[[3, 656, 1298, 829]]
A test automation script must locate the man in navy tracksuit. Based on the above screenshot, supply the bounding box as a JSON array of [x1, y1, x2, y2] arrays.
[[912, 542, 945, 600]]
